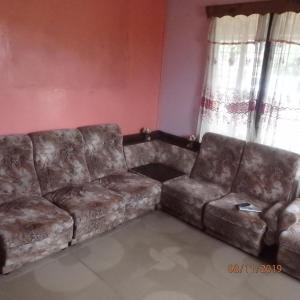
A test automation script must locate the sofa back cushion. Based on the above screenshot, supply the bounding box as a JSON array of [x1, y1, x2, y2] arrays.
[[79, 124, 127, 180], [191, 133, 245, 189], [30, 129, 90, 195], [124, 142, 157, 169], [0, 134, 41, 196], [153, 140, 197, 174], [234, 142, 300, 204]]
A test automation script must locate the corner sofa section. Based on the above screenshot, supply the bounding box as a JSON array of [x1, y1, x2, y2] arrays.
[[161, 133, 245, 229], [277, 198, 300, 279], [29, 128, 126, 245], [161, 133, 300, 259], [124, 139, 197, 175], [0, 124, 162, 273], [0, 134, 73, 274], [1, 124, 300, 281], [78, 124, 161, 222], [204, 142, 300, 256]]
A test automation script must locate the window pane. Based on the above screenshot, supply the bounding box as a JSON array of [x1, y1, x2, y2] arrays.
[[199, 14, 269, 141], [258, 12, 300, 153]]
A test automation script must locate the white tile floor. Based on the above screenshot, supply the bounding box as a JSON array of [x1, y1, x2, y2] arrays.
[[0, 211, 299, 300]]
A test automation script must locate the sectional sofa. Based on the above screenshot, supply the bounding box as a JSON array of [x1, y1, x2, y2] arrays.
[[0, 124, 300, 281]]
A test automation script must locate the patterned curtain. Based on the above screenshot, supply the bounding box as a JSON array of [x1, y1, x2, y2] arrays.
[[257, 12, 300, 153], [198, 14, 270, 141]]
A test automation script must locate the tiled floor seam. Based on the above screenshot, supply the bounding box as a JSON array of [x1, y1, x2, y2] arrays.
[[73, 254, 126, 300]]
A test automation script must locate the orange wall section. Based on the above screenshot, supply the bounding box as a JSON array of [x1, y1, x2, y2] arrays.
[[0, 0, 166, 135]]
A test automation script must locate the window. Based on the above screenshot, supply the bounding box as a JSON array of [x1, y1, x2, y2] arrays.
[[257, 12, 300, 153], [198, 12, 300, 153]]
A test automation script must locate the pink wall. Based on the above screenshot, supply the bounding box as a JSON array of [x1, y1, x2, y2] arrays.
[[159, 0, 264, 136], [0, 0, 166, 135]]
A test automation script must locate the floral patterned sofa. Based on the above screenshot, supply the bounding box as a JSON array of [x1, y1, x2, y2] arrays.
[[161, 133, 245, 229], [0, 124, 161, 273], [278, 198, 300, 280], [0, 124, 300, 281], [0, 135, 74, 274], [204, 142, 299, 256]]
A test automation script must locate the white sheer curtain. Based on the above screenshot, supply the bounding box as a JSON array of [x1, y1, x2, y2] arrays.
[[197, 14, 269, 141], [257, 12, 300, 153]]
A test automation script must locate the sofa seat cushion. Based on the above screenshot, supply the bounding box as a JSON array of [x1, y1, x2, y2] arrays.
[[0, 195, 73, 249], [204, 193, 269, 256], [46, 183, 125, 242], [161, 175, 228, 229], [163, 175, 229, 207], [98, 171, 161, 220]]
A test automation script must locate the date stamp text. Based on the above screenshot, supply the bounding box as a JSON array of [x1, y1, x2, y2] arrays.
[[228, 264, 282, 273]]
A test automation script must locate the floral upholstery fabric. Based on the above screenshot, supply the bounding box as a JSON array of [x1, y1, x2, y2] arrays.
[[46, 182, 125, 243], [191, 133, 245, 189], [124, 140, 197, 174], [30, 129, 90, 195], [204, 193, 269, 256], [233, 142, 300, 204], [161, 175, 228, 229], [204, 141, 299, 255], [279, 223, 300, 253], [262, 201, 286, 246], [153, 140, 197, 174], [124, 142, 157, 169], [277, 198, 300, 280], [0, 195, 73, 273], [278, 222, 300, 280], [1, 125, 299, 275], [98, 171, 161, 221], [79, 124, 127, 180], [0, 134, 41, 196], [278, 198, 300, 233]]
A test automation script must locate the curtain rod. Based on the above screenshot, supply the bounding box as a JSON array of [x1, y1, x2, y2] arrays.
[[206, 0, 300, 18]]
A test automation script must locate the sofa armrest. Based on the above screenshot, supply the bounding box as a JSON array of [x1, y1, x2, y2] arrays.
[[262, 201, 286, 245], [279, 198, 300, 233]]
